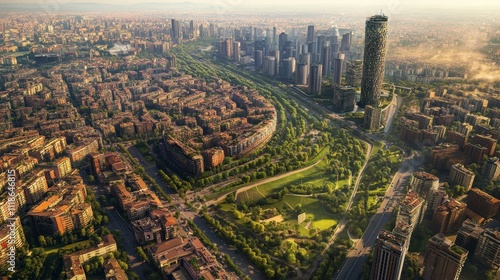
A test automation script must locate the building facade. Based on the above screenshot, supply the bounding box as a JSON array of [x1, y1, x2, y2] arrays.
[[359, 15, 389, 107]]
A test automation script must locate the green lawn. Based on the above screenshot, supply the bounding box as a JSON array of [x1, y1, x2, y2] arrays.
[[42, 240, 91, 256], [261, 195, 338, 233], [370, 141, 385, 157], [236, 187, 265, 203]]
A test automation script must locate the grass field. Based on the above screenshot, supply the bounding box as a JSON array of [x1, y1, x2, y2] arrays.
[[236, 187, 265, 203], [42, 240, 91, 256], [261, 195, 338, 233], [370, 141, 385, 157]]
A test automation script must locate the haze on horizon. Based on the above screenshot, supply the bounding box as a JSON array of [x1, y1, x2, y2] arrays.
[[2, 0, 500, 8]]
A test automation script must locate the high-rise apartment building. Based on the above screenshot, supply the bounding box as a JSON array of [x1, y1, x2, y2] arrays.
[[431, 198, 467, 234], [474, 228, 500, 270], [467, 188, 500, 219], [422, 233, 468, 280], [359, 15, 389, 107], [410, 171, 439, 201], [396, 190, 425, 230], [449, 163, 475, 191], [455, 219, 483, 255], [482, 157, 500, 181], [370, 230, 408, 280]]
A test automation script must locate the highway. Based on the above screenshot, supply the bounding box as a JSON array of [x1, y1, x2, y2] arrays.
[[334, 152, 423, 280]]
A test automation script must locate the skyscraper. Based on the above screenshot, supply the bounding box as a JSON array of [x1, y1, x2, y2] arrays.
[[307, 25, 315, 43], [321, 45, 331, 76], [272, 26, 277, 44], [359, 14, 389, 107], [263, 56, 276, 76], [423, 233, 468, 280], [171, 19, 181, 43], [254, 50, 263, 69], [279, 32, 288, 56], [333, 53, 345, 86], [370, 229, 408, 280], [280, 57, 295, 81], [296, 63, 308, 85], [233, 41, 241, 62], [309, 64, 322, 95]]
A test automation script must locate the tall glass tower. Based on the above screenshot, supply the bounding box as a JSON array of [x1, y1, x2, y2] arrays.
[[359, 14, 389, 108]]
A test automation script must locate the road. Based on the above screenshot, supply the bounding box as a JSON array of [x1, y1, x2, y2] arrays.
[[334, 152, 423, 280]]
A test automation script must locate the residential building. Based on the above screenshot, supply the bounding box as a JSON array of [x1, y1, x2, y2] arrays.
[[431, 198, 467, 234], [448, 163, 475, 191], [474, 228, 500, 270], [370, 229, 408, 280], [467, 188, 500, 219], [422, 233, 468, 280]]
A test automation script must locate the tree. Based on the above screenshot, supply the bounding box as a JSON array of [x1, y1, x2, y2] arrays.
[[38, 235, 46, 247]]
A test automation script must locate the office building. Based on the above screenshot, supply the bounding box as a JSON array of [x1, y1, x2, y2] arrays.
[[431, 198, 467, 234], [307, 25, 315, 43], [333, 53, 345, 86], [410, 171, 439, 201], [474, 228, 500, 270], [279, 32, 287, 55], [467, 188, 500, 219], [448, 163, 475, 191], [171, 19, 181, 43], [359, 14, 389, 107], [422, 233, 468, 280], [308, 64, 322, 95], [370, 230, 408, 280]]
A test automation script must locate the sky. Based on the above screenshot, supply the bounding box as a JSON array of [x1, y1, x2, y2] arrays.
[[1, 0, 500, 7]]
